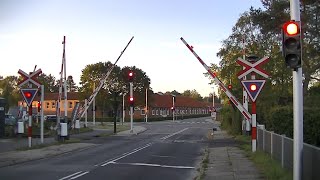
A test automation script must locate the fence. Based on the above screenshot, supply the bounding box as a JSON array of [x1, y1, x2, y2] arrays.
[[257, 125, 320, 180]]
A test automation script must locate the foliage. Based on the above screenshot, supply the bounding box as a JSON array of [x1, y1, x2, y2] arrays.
[[265, 106, 320, 146], [207, 0, 320, 147], [66, 75, 78, 92], [0, 76, 20, 110], [220, 105, 242, 135], [182, 89, 203, 101], [38, 73, 59, 93], [79, 62, 151, 113]]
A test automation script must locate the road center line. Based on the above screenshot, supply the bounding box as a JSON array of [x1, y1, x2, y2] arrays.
[[99, 143, 153, 167], [114, 162, 195, 169], [160, 128, 189, 140]]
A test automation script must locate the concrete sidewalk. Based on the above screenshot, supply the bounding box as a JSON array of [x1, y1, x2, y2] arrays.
[[204, 130, 265, 180], [0, 125, 147, 168]]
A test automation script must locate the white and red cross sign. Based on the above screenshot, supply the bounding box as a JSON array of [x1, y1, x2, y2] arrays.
[[17, 69, 42, 88], [237, 56, 270, 79]]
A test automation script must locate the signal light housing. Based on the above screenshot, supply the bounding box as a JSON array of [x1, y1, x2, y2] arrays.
[[128, 71, 134, 82], [282, 21, 301, 70]]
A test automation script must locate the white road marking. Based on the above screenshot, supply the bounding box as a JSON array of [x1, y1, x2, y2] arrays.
[[59, 171, 86, 180], [160, 128, 189, 140], [98, 143, 153, 167], [70, 171, 89, 179], [151, 155, 176, 158], [113, 162, 195, 169]]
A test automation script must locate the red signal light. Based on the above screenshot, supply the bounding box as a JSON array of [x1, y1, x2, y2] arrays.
[[129, 97, 134, 107], [24, 92, 32, 98], [283, 21, 299, 36], [228, 84, 232, 90], [250, 84, 257, 91], [128, 71, 134, 82]]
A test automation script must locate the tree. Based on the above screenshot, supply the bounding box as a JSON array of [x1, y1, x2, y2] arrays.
[[79, 62, 151, 115], [182, 89, 203, 101], [38, 73, 59, 93], [0, 76, 20, 110], [66, 75, 78, 92]]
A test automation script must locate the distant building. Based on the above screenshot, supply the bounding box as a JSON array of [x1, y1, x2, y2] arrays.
[[17, 92, 220, 120], [128, 93, 218, 120]]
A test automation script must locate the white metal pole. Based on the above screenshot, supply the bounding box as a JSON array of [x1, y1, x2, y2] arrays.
[[85, 99, 88, 127], [93, 82, 96, 126], [212, 87, 214, 108], [290, 0, 303, 179], [242, 37, 250, 133], [130, 82, 133, 132], [40, 85, 44, 143], [28, 82, 32, 147], [251, 73, 257, 152], [145, 88, 148, 123], [122, 93, 125, 125], [62, 36, 67, 120]]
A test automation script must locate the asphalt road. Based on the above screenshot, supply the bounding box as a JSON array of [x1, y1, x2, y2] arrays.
[[0, 116, 215, 180]]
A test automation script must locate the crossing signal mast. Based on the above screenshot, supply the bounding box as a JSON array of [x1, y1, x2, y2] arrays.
[[282, 21, 301, 70], [128, 70, 134, 132]]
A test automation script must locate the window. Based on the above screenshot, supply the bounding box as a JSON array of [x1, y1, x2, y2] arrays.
[[46, 102, 50, 109], [152, 110, 155, 115], [167, 109, 169, 115], [69, 102, 73, 108], [52, 102, 55, 109], [156, 109, 158, 115], [141, 109, 145, 115]]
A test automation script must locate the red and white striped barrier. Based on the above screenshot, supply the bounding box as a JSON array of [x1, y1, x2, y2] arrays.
[[180, 37, 252, 122]]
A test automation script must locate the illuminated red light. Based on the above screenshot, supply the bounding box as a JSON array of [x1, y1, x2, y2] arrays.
[[250, 84, 257, 91], [24, 92, 32, 98], [283, 21, 299, 36]]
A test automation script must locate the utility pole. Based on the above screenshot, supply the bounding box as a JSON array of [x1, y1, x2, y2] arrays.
[[63, 36, 67, 122], [242, 36, 249, 135], [93, 82, 96, 126], [122, 93, 125, 125], [130, 82, 133, 133], [145, 88, 148, 123], [40, 85, 44, 143], [172, 95, 176, 121], [85, 99, 88, 127], [290, 0, 303, 179]]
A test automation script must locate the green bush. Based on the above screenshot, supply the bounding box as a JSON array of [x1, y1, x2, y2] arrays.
[[219, 105, 242, 135], [266, 106, 320, 146]]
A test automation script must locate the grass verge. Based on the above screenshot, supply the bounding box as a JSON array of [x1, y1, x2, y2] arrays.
[[235, 135, 293, 180], [194, 147, 209, 180]]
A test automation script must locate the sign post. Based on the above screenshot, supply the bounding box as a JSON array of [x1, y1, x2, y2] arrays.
[[237, 56, 269, 152], [18, 68, 42, 148]]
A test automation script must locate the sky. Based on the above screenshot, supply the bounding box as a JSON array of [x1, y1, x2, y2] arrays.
[[0, 0, 264, 97]]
